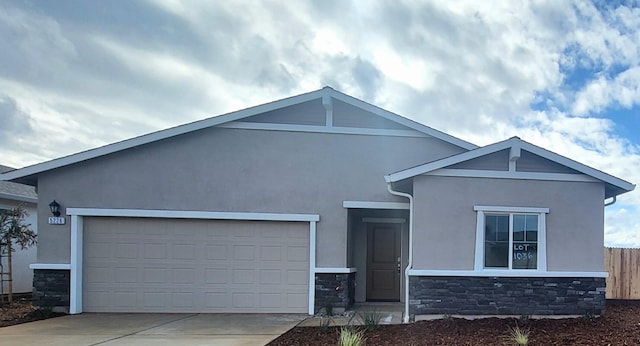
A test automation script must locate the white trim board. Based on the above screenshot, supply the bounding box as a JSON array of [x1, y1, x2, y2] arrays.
[[66, 208, 320, 315], [362, 217, 406, 224], [66, 208, 320, 222], [219, 122, 428, 138], [407, 270, 608, 278], [314, 267, 358, 273], [426, 169, 600, 183], [30, 263, 71, 270], [343, 201, 410, 210], [474, 206, 549, 213]]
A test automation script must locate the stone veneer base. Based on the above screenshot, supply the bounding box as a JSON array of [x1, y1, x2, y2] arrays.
[[314, 272, 356, 314], [33, 269, 70, 313], [409, 276, 606, 316]]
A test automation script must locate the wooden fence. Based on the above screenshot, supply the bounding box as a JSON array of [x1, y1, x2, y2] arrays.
[[605, 247, 640, 299]]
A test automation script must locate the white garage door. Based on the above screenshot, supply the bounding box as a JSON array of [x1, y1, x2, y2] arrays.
[[83, 217, 309, 313]]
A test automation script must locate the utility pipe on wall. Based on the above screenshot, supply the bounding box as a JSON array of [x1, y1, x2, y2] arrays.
[[386, 183, 414, 323]]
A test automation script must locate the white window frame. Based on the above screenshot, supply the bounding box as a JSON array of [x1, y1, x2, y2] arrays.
[[473, 206, 549, 273]]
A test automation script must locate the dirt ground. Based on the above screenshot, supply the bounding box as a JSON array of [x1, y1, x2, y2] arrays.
[[269, 300, 640, 345], [0, 301, 62, 328]]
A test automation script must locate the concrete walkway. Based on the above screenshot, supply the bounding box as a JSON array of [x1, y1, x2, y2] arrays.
[[0, 313, 306, 345], [298, 302, 404, 327]]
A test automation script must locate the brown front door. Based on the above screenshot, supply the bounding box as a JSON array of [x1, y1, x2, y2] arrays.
[[366, 223, 401, 301]]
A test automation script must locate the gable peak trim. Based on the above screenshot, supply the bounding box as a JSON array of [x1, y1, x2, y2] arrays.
[[1, 87, 476, 183], [385, 137, 635, 197]]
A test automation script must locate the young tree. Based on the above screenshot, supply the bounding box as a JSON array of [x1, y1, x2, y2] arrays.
[[0, 206, 37, 305]]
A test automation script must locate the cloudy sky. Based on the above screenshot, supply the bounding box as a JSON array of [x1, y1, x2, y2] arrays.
[[0, 1, 638, 247]]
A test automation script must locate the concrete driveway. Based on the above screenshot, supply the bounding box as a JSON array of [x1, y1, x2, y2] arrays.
[[0, 313, 306, 345]]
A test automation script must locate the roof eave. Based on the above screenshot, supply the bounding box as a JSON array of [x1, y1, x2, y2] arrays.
[[0, 192, 37, 204], [2, 87, 478, 182], [386, 137, 636, 197]]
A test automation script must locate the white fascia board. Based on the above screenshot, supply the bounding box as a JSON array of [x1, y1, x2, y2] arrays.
[[30, 263, 71, 270], [314, 267, 358, 273], [386, 138, 514, 183], [0, 89, 327, 182], [218, 122, 428, 138], [474, 205, 550, 213], [329, 91, 478, 150], [65, 208, 320, 222], [427, 169, 600, 183], [0, 192, 37, 203], [342, 201, 410, 210], [407, 269, 608, 278], [518, 141, 635, 192]]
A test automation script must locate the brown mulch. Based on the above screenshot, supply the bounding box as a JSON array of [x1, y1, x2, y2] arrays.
[[269, 300, 640, 345], [0, 301, 63, 328]]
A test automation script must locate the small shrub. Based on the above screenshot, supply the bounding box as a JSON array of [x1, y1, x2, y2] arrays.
[[324, 303, 334, 316], [319, 316, 332, 333], [36, 306, 54, 319], [359, 309, 383, 331], [518, 314, 531, 325], [507, 325, 530, 346], [442, 313, 454, 321], [339, 327, 365, 346], [582, 311, 598, 323]]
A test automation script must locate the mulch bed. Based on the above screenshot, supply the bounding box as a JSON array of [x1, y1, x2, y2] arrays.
[[269, 300, 640, 345], [0, 301, 64, 328]]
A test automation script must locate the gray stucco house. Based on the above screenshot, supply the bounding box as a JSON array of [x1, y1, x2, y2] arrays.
[[0, 87, 634, 321], [0, 165, 37, 295]]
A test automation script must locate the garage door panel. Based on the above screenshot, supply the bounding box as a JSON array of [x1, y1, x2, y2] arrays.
[[287, 270, 308, 285], [232, 269, 256, 284], [114, 266, 137, 283], [204, 268, 228, 284], [143, 243, 167, 259], [172, 268, 195, 284], [84, 217, 309, 313], [172, 244, 196, 260], [87, 242, 112, 259], [142, 291, 167, 308], [287, 246, 308, 261], [233, 245, 256, 261]]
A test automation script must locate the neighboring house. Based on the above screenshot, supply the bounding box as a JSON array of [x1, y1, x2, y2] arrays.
[[0, 165, 37, 295], [0, 87, 634, 320]]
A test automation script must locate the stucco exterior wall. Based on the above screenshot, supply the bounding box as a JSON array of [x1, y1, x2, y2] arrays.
[[35, 128, 464, 266], [412, 176, 605, 272], [0, 198, 37, 293]]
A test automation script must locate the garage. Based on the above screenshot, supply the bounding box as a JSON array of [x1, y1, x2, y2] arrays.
[[83, 217, 310, 313]]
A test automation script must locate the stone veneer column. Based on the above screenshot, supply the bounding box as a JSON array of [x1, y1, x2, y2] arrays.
[[314, 273, 356, 314], [33, 269, 70, 313]]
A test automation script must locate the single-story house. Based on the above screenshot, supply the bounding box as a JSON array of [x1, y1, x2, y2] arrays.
[[0, 165, 38, 295], [0, 87, 634, 320]]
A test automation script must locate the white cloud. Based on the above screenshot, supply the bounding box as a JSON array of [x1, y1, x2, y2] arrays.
[[573, 67, 640, 115], [0, 0, 638, 246]]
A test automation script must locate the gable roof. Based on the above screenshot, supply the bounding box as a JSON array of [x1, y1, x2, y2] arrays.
[[0, 87, 477, 185], [0, 165, 37, 203], [385, 137, 635, 199]]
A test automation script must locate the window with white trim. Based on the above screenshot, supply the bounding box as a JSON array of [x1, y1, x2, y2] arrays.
[[474, 206, 548, 271]]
